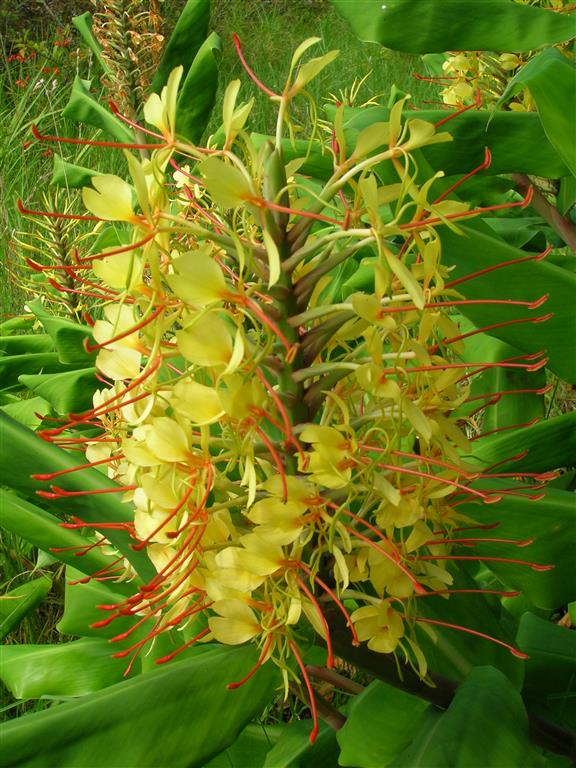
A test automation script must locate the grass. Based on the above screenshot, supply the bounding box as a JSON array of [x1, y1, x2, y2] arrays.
[[208, 0, 434, 135]]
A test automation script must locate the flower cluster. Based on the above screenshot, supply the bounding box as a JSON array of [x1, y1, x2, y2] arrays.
[[27, 40, 552, 739]]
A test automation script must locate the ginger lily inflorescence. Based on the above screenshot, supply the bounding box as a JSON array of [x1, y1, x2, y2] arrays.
[[26, 39, 552, 740]]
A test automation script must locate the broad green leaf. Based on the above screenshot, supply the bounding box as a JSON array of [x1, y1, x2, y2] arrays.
[[0, 576, 52, 640], [460, 483, 576, 610], [330, 0, 576, 53], [1, 645, 278, 768], [0, 353, 67, 388], [204, 724, 282, 768], [498, 49, 576, 177], [390, 667, 544, 767], [0, 490, 129, 587], [326, 105, 570, 179], [263, 719, 340, 768], [0, 316, 35, 334], [0, 416, 155, 582], [71, 12, 108, 73], [0, 335, 53, 355], [151, 0, 210, 93], [440, 223, 576, 382], [176, 32, 221, 144], [1, 639, 129, 698], [472, 412, 576, 474], [462, 333, 546, 433], [19, 367, 98, 414], [0, 396, 51, 429], [483, 217, 549, 251], [51, 155, 97, 189], [337, 680, 428, 767], [414, 568, 524, 686], [558, 175, 576, 217], [517, 613, 576, 731], [28, 292, 94, 364], [62, 77, 134, 144], [57, 568, 138, 639]]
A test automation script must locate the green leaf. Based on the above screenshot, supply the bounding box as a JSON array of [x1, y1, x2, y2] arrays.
[[263, 719, 340, 768], [472, 412, 576, 474], [204, 723, 282, 768], [1, 646, 278, 768], [440, 223, 576, 383], [517, 613, 576, 730], [0, 576, 52, 640], [498, 49, 576, 177], [414, 568, 524, 685], [176, 32, 221, 144], [459, 483, 576, 610], [51, 155, 98, 189], [0, 639, 130, 699], [0, 490, 127, 586], [0, 335, 53, 355], [19, 367, 98, 414], [337, 680, 428, 767], [0, 416, 155, 582], [26, 298, 94, 364], [463, 335, 546, 433], [327, 105, 570, 179], [151, 0, 211, 94], [0, 353, 67, 388], [390, 667, 544, 767], [0, 396, 51, 429], [71, 12, 108, 73], [330, 0, 576, 53], [62, 77, 134, 144], [57, 568, 138, 639]]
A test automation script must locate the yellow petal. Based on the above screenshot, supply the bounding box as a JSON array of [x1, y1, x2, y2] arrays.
[[176, 313, 233, 367], [200, 156, 252, 209], [97, 347, 141, 380], [147, 416, 190, 462], [172, 380, 224, 424], [167, 249, 227, 306], [82, 175, 135, 221]]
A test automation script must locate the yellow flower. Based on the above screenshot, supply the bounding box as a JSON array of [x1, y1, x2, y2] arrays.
[[351, 600, 405, 654], [82, 174, 137, 222], [143, 66, 183, 140]]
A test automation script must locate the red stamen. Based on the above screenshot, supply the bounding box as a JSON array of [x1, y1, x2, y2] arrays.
[[434, 87, 482, 129], [471, 416, 540, 440], [155, 627, 211, 664], [31, 123, 167, 150], [445, 247, 550, 290], [78, 231, 157, 264], [31, 454, 122, 481], [297, 577, 334, 667], [85, 303, 165, 353], [416, 554, 553, 571], [36, 484, 136, 499], [255, 425, 288, 501], [18, 198, 101, 221], [231, 34, 280, 99], [227, 634, 274, 689], [108, 99, 165, 139], [289, 640, 319, 744], [299, 562, 359, 645], [433, 147, 492, 204], [429, 314, 552, 354], [415, 616, 529, 659]]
